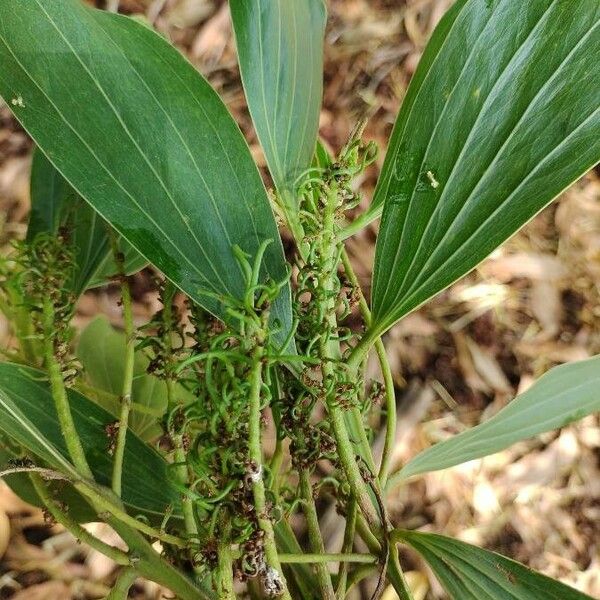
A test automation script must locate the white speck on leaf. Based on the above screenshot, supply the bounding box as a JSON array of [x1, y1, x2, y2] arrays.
[[426, 170, 440, 189], [11, 96, 25, 108]]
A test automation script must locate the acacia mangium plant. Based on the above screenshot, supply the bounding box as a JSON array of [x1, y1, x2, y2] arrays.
[[0, 1, 599, 598]]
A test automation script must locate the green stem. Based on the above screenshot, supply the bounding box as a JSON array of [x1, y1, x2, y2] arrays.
[[111, 270, 135, 497], [374, 338, 396, 487], [105, 567, 137, 600], [173, 434, 199, 542], [160, 284, 203, 577], [387, 543, 414, 600], [346, 326, 380, 373], [328, 405, 379, 527], [280, 188, 306, 258], [269, 435, 284, 499], [355, 515, 414, 600], [41, 297, 93, 479], [280, 553, 377, 565], [72, 481, 188, 548], [112, 520, 211, 600], [341, 249, 397, 486], [30, 474, 130, 566], [317, 185, 379, 528], [248, 347, 290, 600], [336, 498, 357, 599], [217, 534, 234, 599], [299, 470, 335, 599]]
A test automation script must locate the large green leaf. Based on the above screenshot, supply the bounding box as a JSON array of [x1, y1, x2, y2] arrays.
[[394, 356, 600, 482], [0, 362, 181, 521], [77, 316, 168, 441], [397, 530, 593, 599], [340, 0, 468, 239], [370, 0, 600, 336], [0, 0, 292, 347], [230, 0, 326, 215], [28, 148, 147, 296]]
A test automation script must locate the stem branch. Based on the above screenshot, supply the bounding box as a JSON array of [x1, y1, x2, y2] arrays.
[[42, 298, 93, 479], [111, 258, 135, 497], [104, 567, 137, 600], [30, 474, 131, 566], [248, 344, 290, 599], [299, 470, 335, 599]]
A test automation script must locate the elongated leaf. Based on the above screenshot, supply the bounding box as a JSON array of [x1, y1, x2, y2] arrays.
[[28, 147, 74, 239], [397, 530, 593, 599], [0, 0, 292, 347], [0, 362, 181, 521], [341, 0, 469, 239], [395, 356, 600, 481], [28, 148, 147, 295], [371, 0, 600, 335], [230, 0, 326, 210], [77, 316, 168, 441], [29, 148, 112, 295]]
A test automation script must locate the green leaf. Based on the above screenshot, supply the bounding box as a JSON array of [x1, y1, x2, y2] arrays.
[[28, 148, 147, 295], [0, 362, 181, 521], [0, 437, 97, 521], [341, 0, 468, 239], [397, 530, 593, 599], [395, 356, 600, 482], [86, 238, 147, 290], [230, 0, 326, 212], [370, 0, 600, 335], [28, 147, 73, 239], [0, 0, 292, 347], [77, 317, 168, 441]]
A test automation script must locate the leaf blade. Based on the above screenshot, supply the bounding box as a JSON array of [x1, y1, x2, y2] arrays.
[[396, 356, 600, 481], [28, 148, 147, 295], [371, 0, 600, 335], [0, 362, 181, 521], [77, 316, 168, 441], [397, 530, 593, 600], [230, 0, 326, 198], [0, 0, 292, 345]]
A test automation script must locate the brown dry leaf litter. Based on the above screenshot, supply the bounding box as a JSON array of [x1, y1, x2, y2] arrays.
[[1, 0, 599, 598]]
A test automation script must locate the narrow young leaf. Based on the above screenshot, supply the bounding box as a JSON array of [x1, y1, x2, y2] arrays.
[[0, 362, 182, 521], [0, 0, 292, 346], [28, 147, 74, 240], [230, 0, 326, 206], [77, 317, 169, 441], [397, 530, 594, 599], [28, 148, 147, 295], [370, 0, 600, 336], [395, 356, 600, 482]]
